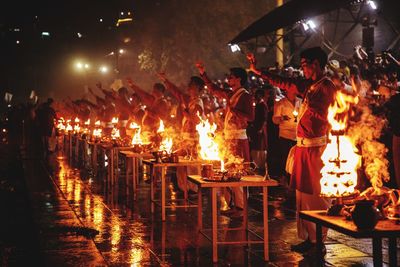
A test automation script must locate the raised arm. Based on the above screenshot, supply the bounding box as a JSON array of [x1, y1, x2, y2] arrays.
[[156, 72, 186, 103], [195, 62, 229, 99], [126, 78, 155, 106], [247, 53, 308, 96]]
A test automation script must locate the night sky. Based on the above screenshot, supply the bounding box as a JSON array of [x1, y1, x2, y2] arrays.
[[1, 0, 400, 102]]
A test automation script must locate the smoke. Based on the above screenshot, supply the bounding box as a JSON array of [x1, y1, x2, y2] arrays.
[[348, 100, 389, 188]]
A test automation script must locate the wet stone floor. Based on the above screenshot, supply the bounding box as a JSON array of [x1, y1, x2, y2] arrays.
[[37, 155, 399, 267]]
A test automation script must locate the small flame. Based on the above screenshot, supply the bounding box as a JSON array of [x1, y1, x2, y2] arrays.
[[66, 123, 73, 132], [129, 122, 140, 129], [292, 110, 298, 117], [112, 117, 119, 124], [84, 119, 90, 125], [74, 124, 81, 133], [75, 117, 80, 123], [111, 128, 120, 139], [95, 120, 101, 126], [93, 128, 102, 137], [131, 124, 143, 145], [157, 120, 165, 133]]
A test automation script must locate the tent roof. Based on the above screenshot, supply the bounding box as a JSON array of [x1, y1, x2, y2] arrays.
[[230, 0, 353, 44]]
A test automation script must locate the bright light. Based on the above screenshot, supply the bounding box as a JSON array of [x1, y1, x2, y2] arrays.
[[302, 20, 317, 31], [119, 49, 124, 54], [99, 66, 108, 73], [14, 28, 20, 32], [76, 62, 83, 69], [120, 12, 124, 16], [77, 32, 82, 38], [16, 40, 20, 44], [368, 0, 377, 10], [229, 44, 241, 53], [84, 63, 90, 69], [99, 18, 103, 22], [42, 32, 50, 36]]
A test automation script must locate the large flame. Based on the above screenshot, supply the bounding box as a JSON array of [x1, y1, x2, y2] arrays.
[[196, 118, 220, 161], [320, 91, 361, 197], [196, 118, 225, 170]]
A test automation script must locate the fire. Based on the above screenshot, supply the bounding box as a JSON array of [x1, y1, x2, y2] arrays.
[[130, 123, 143, 145], [73, 124, 81, 133], [66, 123, 73, 132], [56, 118, 66, 131], [157, 120, 165, 133], [159, 137, 173, 154], [75, 117, 80, 123], [112, 117, 119, 124], [93, 128, 102, 138], [320, 91, 361, 197], [111, 128, 120, 139], [196, 117, 224, 170], [84, 119, 90, 125], [196, 118, 220, 161], [95, 120, 101, 126]]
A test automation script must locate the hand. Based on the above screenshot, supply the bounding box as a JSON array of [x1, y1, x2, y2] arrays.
[[126, 77, 134, 86], [156, 72, 167, 82], [246, 53, 256, 65], [195, 61, 205, 75]]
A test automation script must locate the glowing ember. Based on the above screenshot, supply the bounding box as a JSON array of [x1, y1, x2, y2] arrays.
[[320, 91, 361, 197], [157, 120, 165, 133]]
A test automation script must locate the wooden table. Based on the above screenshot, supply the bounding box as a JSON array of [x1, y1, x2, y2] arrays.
[[187, 175, 278, 263], [299, 210, 400, 267], [142, 159, 204, 221], [119, 151, 153, 199]]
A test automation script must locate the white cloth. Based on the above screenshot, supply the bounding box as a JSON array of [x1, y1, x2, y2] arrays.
[[273, 97, 301, 141], [296, 190, 331, 242]]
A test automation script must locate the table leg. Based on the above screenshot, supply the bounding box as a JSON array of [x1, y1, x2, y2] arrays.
[[150, 165, 155, 213], [125, 155, 129, 196], [316, 223, 324, 264], [132, 157, 137, 200], [197, 187, 202, 230], [184, 167, 188, 209], [262, 187, 269, 261], [389, 237, 397, 267], [161, 167, 166, 221], [243, 186, 250, 247], [110, 149, 114, 187], [212, 187, 218, 263], [372, 238, 383, 267]]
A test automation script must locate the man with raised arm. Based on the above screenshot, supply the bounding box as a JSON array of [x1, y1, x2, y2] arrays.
[[196, 62, 254, 218], [249, 47, 337, 256]]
